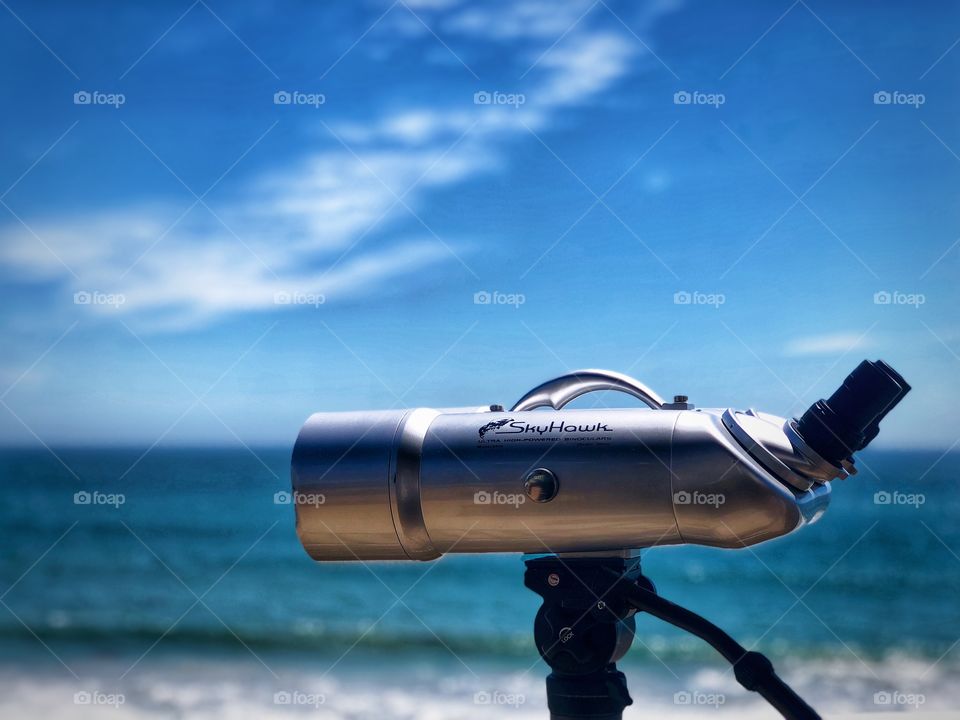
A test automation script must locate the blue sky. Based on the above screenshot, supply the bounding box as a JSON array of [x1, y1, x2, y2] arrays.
[[1, 0, 958, 448]]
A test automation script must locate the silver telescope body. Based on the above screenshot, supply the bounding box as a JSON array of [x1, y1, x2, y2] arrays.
[[291, 361, 909, 561]]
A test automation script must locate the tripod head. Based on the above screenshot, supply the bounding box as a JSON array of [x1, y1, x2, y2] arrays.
[[525, 554, 821, 720], [525, 555, 642, 720]]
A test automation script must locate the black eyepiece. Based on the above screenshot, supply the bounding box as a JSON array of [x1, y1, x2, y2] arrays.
[[795, 360, 910, 466]]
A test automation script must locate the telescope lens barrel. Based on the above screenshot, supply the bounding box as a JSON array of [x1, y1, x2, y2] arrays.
[[290, 360, 909, 561], [795, 360, 910, 466]]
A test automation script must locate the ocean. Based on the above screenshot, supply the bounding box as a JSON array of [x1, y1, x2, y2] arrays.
[[0, 448, 957, 718]]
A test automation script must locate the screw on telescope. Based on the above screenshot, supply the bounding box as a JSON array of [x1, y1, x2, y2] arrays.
[[664, 394, 694, 410]]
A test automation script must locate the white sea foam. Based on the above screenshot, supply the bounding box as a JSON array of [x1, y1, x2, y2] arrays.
[[1, 652, 958, 719]]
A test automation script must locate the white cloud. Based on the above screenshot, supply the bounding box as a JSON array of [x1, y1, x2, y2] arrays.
[[443, 0, 599, 40], [536, 32, 638, 107], [335, 109, 476, 147], [0, 0, 682, 331], [0, 147, 478, 330], [784, 332, 873, 357], [403, 0, 464, 9], [334, 1, 682, 146]]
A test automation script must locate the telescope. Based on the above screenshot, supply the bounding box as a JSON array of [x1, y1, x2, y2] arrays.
[[290, 360, 910, 720]]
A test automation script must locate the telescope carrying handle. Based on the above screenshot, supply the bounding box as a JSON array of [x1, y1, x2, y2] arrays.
[[511, 369, 666, 412]]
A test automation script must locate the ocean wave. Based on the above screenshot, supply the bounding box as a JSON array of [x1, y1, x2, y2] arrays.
[[1, 620, 957, 669], [0, 653, 957, 719]]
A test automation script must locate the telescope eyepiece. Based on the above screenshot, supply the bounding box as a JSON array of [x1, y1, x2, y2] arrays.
[[795, 360, 910, 466]]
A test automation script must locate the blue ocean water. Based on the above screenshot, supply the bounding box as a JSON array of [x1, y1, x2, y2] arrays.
[[0, 448, 957, 717]]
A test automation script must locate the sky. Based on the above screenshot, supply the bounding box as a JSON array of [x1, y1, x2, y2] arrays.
[[0, 0, 958, 449]]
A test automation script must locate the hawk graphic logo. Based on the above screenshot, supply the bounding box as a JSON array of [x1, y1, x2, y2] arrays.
[[478, 419, 511, 438]]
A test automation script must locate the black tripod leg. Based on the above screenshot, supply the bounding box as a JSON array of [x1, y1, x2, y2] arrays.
[[546, 667, 632, 720]]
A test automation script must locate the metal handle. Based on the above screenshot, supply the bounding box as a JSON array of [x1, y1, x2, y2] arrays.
[[511, 369, 665, 412]]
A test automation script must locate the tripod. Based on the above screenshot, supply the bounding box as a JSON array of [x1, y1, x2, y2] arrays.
[[524, 555, 821, 720]]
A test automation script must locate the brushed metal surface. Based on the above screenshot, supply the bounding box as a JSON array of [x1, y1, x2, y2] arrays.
[[291, 407, 833, 561], [292, 410, 410, 560], [672, 410, 814, 547], [419, 410, 680, 555], [391, 408, 442, 560]]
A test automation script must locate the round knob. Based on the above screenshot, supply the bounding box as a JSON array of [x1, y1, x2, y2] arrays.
[[525, 468, 559, 503]]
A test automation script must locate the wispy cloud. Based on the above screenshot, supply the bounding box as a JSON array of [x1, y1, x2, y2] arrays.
[[784, 332, 873, 357], [536, 31, 637, 107], [0, 0, 681, 331]]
